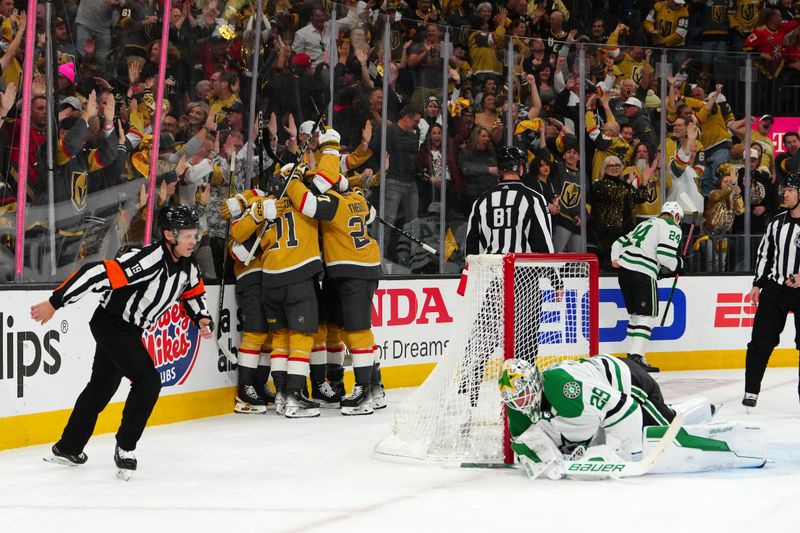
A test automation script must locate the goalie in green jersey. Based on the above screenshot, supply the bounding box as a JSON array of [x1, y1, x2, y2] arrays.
[[499, 355, 767, 480]]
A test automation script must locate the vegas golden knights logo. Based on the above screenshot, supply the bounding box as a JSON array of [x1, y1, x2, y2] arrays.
[[741, 4, 755, 23], [645, 180, 658, 204], [631, 65, 644, 86], [712, 6, 725, 23], [560, 182, 580, 209], [390, 29, 401, 51], [659, 21, 672, 37], [70, 171, 87, 212]]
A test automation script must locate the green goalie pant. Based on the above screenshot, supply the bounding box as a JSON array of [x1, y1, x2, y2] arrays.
[[645, 421, 767, 473]]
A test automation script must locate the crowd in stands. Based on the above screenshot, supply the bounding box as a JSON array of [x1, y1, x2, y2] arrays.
[[1, 0, 799, 283]]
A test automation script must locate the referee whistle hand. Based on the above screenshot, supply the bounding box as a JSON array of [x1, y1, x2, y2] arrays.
[[786, 275, 800, 289], [198, 319, 213, 339], [30, 301, 56, 325]]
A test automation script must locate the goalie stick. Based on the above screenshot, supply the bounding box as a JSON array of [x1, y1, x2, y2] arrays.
[[544, 413, 684, 480], [661, 192, 697, 326], [216, 150, 238, 364]]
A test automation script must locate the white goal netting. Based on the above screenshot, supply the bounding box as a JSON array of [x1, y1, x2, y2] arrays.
[[374, 253, 598, 465]]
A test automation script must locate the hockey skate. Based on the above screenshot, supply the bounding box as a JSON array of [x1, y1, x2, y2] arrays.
[[255, 384, 277, 408], [234, 384, 268, 414], [370, 384, 387, 410], [43, 444, 87, 466], [284, 389, 321, 418], [627, 354, 660, 373], [341, 385, 373, 416], [114, 445, 137, 481], [371, 363, 386, 410], [742, 393, 758, 410], [311, 381, 341, 409]]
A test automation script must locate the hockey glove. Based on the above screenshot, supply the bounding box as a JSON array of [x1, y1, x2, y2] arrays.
[[222, 194, 248, 221], [250, 199, 278, 223]]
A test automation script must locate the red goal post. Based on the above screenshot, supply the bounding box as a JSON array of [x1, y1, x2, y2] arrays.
[[374, 253, 599, 466], [500, 253, 599, 464]]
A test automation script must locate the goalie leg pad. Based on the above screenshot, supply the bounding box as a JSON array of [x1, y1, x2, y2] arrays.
[[646, 421, 767, 474]]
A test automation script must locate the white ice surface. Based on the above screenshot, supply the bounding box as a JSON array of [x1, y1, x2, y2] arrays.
[[2, 368, 800, 533]]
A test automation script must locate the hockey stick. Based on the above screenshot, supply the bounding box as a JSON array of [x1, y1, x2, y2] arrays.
[[660, 192, 698, 327], [216, 151, 238, 364], [560, 413, 683, 479], [378, 216, 438, 255], [242, 103, 328, 266]]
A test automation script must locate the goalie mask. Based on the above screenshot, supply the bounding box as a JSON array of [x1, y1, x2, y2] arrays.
[[499, 358, 543, 420]]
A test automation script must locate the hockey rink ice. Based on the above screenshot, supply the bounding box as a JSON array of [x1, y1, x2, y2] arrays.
[[2, 367, 799, 533]]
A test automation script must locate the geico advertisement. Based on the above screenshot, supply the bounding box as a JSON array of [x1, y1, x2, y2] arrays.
[[0, 288, 236, 418]]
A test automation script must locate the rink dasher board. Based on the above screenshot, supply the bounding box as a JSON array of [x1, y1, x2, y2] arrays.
[[0, 276, 794, 449]]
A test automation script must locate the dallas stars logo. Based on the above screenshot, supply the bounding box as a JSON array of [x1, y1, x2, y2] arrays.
[[562, 381, 581, 399], [499, 368, 524, 394]]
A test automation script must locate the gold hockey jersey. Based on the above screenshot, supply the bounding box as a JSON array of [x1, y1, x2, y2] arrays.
[[286, 180, 382, 280], [258, 197, 322, 288]]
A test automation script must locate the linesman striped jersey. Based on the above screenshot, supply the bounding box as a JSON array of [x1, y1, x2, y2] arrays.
[[49, 242, 211, 330], [611, 216, 682, 280], [753, 211, 800, 288], [286, 179, 382, 280], [465, 180, 554, 255]]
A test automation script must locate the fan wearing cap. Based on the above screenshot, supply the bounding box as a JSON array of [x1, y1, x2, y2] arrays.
[[751, 115, 775, 174], [220, 101, 245, 134], [53, 17, 78, 64], [621, 96, 658, 152], [611, 201, 684, 372], [644, 1, 689, 48]]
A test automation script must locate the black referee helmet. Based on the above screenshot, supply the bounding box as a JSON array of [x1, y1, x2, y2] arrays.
[[158, 204, 199, 236], [498, 145, 527, 174]]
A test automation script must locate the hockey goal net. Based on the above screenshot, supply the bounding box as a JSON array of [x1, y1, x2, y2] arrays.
[[374, 253, 599, 465]]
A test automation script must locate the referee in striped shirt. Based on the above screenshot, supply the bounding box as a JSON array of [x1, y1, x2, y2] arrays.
[[463, 146, 558, 368], [465, 146, 555, 255], [30, 204, 213, 472], [743, 173, 800, 408]]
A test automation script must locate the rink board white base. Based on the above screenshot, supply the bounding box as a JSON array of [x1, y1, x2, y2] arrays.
[[1, 275, 794, 450]]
